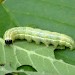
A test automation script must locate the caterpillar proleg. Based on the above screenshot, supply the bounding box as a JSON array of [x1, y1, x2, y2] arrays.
[[3, 27, 75, 50]]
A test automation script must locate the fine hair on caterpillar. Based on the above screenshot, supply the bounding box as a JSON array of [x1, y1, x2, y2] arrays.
[[3, 27, 75, 50]]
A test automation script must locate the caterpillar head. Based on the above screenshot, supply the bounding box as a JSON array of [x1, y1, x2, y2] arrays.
[[5, 40, 12, 45]]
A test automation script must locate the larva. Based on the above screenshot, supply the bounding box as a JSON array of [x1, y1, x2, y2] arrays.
[[3, 27, 75, 50]]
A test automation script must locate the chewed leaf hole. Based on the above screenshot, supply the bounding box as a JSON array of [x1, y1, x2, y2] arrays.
[[5, 72, 18, 75], [17, 65, 37, 72], [5, 73, 13, 75]]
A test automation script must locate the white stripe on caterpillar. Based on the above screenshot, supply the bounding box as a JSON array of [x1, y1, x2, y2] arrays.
[[3, 27, 75, 50]]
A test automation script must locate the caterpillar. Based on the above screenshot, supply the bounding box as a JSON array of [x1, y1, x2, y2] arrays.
[[3, 27, 75, 50]]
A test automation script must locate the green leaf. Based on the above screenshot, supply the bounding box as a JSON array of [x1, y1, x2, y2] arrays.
[[0, 0, 75, 75], [0, 39, 75, 75], [55, 49, 75, 65]]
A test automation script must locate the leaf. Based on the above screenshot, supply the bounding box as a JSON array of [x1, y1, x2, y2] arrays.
[[0, 38, 5, 65], [55, 49, 75, 65], [0, 0, 75, 75], [0, 39, 75, 75], [0, 0, 4, 4]]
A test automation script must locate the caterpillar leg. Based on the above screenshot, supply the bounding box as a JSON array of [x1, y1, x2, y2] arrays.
[[25, 35, 32, 42], [31, 36, 40, 44], [50, 40, 58, 49], [40, 38, 50, 47], [52, 41, 65, 49], [65, 42, 73, 50], [56, 46, 65, 49]]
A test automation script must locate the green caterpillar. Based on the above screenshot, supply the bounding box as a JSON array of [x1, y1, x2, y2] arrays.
[[3, 27, 75, 50]]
